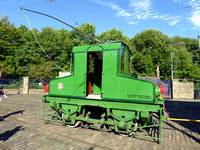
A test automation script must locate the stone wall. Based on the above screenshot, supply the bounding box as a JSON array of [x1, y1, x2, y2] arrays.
[[29, 89, 47, 95], [4, 89, 20, 94], [172, 79, 194, 99], [4, 89, 48, 95], [4, 76, 48, 95]]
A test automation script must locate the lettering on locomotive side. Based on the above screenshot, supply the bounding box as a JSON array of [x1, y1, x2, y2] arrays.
[[127, 94, 151, 99]]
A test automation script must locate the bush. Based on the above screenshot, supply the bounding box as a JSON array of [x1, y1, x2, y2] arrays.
[[3, 85, 19, 89], [15, 80, 23, 88], [30, 82, 38, 89], [38, 86, 44, 89]]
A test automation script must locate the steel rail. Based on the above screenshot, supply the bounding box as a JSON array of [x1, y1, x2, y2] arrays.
[[167, 118, 200, 122]]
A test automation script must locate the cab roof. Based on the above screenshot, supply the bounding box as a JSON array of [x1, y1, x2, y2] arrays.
[[72, 41, 131, 53]]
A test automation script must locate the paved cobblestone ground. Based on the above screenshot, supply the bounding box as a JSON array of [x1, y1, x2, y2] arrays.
[[0, 94, 200, 150]]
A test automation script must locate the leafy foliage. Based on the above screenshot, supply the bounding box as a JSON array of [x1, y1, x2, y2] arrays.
[[131, 29, 172, 80], [28, 61, 55, 79], [0, 16, 200, 80]]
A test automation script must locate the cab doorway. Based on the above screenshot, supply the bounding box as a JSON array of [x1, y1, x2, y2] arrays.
[[86, 51, 103, 99]]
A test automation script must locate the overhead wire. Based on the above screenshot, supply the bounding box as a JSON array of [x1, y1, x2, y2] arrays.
[[0, 0, 50, 14], [147, 5, 193, 14], [22, 9, 65, 72], [51, 0, 78, 26]]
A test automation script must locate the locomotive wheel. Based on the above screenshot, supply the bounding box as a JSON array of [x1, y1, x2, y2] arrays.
[[66, 114, 82, 128], [67, 121, 81, 128], [119, 132, 129, 137]]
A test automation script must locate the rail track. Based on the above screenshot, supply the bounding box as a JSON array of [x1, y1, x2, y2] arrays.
[[1, 95, 200, 149], [0, 143, 10, 150], [3, 115, 112, 150]]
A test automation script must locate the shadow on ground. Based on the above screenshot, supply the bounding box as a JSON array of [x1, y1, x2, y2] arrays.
[[0, 126, 25, 142], [0, 110, 25, 121]]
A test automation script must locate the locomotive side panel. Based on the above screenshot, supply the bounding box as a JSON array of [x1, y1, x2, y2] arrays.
[[49, 52, 87, 98], [117, 77, 155, 102], [101, 48, 155, 103], [101, 50, 118, 98]]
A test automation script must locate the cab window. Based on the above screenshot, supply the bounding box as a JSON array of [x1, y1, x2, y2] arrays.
[[121, 45, 125, 72], [127, 52, 130, 73], [120, 44, 131, 75]]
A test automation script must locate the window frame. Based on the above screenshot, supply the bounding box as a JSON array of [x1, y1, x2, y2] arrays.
[[119, 43, 132, 76]]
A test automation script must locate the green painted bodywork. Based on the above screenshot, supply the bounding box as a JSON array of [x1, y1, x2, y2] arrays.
[[43, 42, 165, 143], [49, 42, 157, 103]]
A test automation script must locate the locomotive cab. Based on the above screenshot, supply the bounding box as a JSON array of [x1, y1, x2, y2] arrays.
[[85, 42, 132, 100]]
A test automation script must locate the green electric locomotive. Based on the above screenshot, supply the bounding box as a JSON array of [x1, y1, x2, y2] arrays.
[[20, 7, 165, 143], [42, 41, 165, 142]]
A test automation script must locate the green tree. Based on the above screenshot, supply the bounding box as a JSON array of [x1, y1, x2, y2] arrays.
[[131, 29, 171, 80], [0, 16, 22, 78], [70, 23, 97, 45], [97, 27, 130, 44], [28, 61, 56, 79], [171, 36, 200, 79], [16, 27, 73, 76], [182, 37, 199, 64]]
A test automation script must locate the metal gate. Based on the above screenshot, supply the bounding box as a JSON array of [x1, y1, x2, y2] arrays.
[[138, 77, 172, 99], [194, 84, 200, 99], [160, 80, 172, 99]]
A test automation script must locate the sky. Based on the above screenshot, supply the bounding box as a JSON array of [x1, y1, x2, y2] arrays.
[[0, 0, 200, 39]]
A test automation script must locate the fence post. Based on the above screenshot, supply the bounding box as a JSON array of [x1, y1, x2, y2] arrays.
[[22, 76, 29, 94]]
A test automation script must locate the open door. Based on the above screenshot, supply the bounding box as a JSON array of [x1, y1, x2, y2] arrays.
[[86, 51, 103, 99]]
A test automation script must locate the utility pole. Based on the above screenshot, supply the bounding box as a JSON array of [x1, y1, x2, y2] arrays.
[[198, 35, 200, 60], [0, 64, 3, 79], [171, 50, 173, 79], [171, 50, 173, 99]]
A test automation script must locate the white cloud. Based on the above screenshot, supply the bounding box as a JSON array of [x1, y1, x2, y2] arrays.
[[129, 0, 151, 11], [90, 0, 131, 18], [90, 0, 181, 26], [169, 19, 179, 26], [190, 10, 200, 27], [174, 0, 183, 3], [90, 0, 110, 6], [186, 0, 200, 28], [178, 27, 187, 32], [117, 10, 132, 17], [128, 0, 181, 25], [128, 21, 136, 25]]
